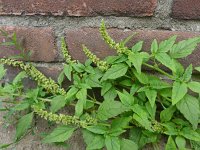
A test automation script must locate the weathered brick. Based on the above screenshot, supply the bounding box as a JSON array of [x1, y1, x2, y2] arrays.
[[0, 27, 58, 62], [65, 28, 200, 67], [0, 0, 157, 17], [172, 0, 200, 20]]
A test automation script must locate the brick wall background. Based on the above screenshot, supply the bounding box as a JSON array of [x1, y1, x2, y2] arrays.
[[0, 0, 200, 149]]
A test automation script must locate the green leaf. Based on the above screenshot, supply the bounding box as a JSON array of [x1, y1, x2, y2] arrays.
[[133, 71, 149, 84], [101, 63, 128, 81], [75, 88, 87, 117], [12, 101, 30, 111], [175, 136, 186, 149], [82, 130, 105, 150], [160, 106, 176, 122], [103, 86, 117, 100], [176, 94, 199, 129], [165, 136, 177, 150], [188, 81, 200, 93], [13, 71, 27, 84], [159, 36, 177, 53], [180, 127, 200, 141], [97, 100, 127, 121], [57, 70, 65, 86], [15, 112, 33, 141], [64, 64, 72, 81], [117, 90, 134, 107], [172, 81, 187, 105], [120, 139, 138, 150], [151, 39, 158, 54], [50, 95, 66, 113], [170, 37, 200, 58], [195, 66, 200, 72], [132, 41, 143, 52], [145, 102, 156, 120], [85, 74, 101, 87], [121, 33, 136, 46], [132, 104, 152, 131], [145, 89, 157, 108], [101, 82, 112, 96], [0, 64, 6, 80], [155, 53, 175, 72], [105, 136, 120, 150], [111, 117, 132, 130], [42, 126, 75, 143], [148, 76, 171, 89], [86, 125, 108, 134], [128, 52, 149, 74], [182, 64, 193, 82]]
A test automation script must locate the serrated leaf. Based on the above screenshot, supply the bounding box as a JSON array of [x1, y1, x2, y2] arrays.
[[155, 53, 176, 72], [105, 136, 120, 150], [97, 100, 127, 121], [176, 94, 199, 129], [120, 139, 138, 150], [170, 37, 200, 58], [160, 106, 176, 122], [15, 112, 33, 141], [132, 41, 143, 52], [42, 126, 75, 143], [101, 63, 128, 81], [165, 136, 177, 150], [159, 36, 177, 53], [64, 64, 72, 81], [151, 39, 158, 54], [180, 127, 200, 141], [145, 89, 157, 108], [82, 130, 105, 150], [188, 81, 200, 93], [172, 81, 187, 105], [50, 95, 66, 113]]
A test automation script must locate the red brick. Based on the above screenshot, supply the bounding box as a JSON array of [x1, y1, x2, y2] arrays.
[[0, 0, 157, 17], [172, 0, 200, 20], [0, 27, 58, 62], [65, 28, 200, 67]]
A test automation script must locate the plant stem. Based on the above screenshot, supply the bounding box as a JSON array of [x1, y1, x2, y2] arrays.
[[143, 63, 174, 80]]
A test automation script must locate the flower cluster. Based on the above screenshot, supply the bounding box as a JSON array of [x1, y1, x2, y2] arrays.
[[0, 58, 66, 95], [61, 37, 76, 64], [82, 45, 109, 71], [99, 20, 129, 54], [32, 105, 97, 128]]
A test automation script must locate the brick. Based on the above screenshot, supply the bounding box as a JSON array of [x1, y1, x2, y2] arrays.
[[172, 0, 200, 20], [0, 27, 58, 62], [65, 28, 200, 68], [0, 0, 157, 17]]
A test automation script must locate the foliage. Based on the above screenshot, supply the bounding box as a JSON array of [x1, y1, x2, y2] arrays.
[[0, 21, 200, 150]]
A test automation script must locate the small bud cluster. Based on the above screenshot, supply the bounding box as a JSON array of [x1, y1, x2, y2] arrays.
[[32, 105, 97, 128], [99, 20, 129, 54], [0, 58, 66, 95], [151, 120, 164, 133], [82, 45, 109, 71], [61, 37, 77, 64]]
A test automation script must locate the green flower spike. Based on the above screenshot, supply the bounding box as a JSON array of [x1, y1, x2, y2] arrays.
[[82, 45, 109, 71], [61, 37, 77, 64], [99, 20, 129, 54], [32, 105, 97, 128], [0, 58, 66, 95]]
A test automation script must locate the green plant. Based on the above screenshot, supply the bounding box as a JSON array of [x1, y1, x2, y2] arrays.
[[0, 21, 200, 150]]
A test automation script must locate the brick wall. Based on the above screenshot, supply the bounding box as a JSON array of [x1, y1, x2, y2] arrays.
[[0, 0, 200, 149]]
